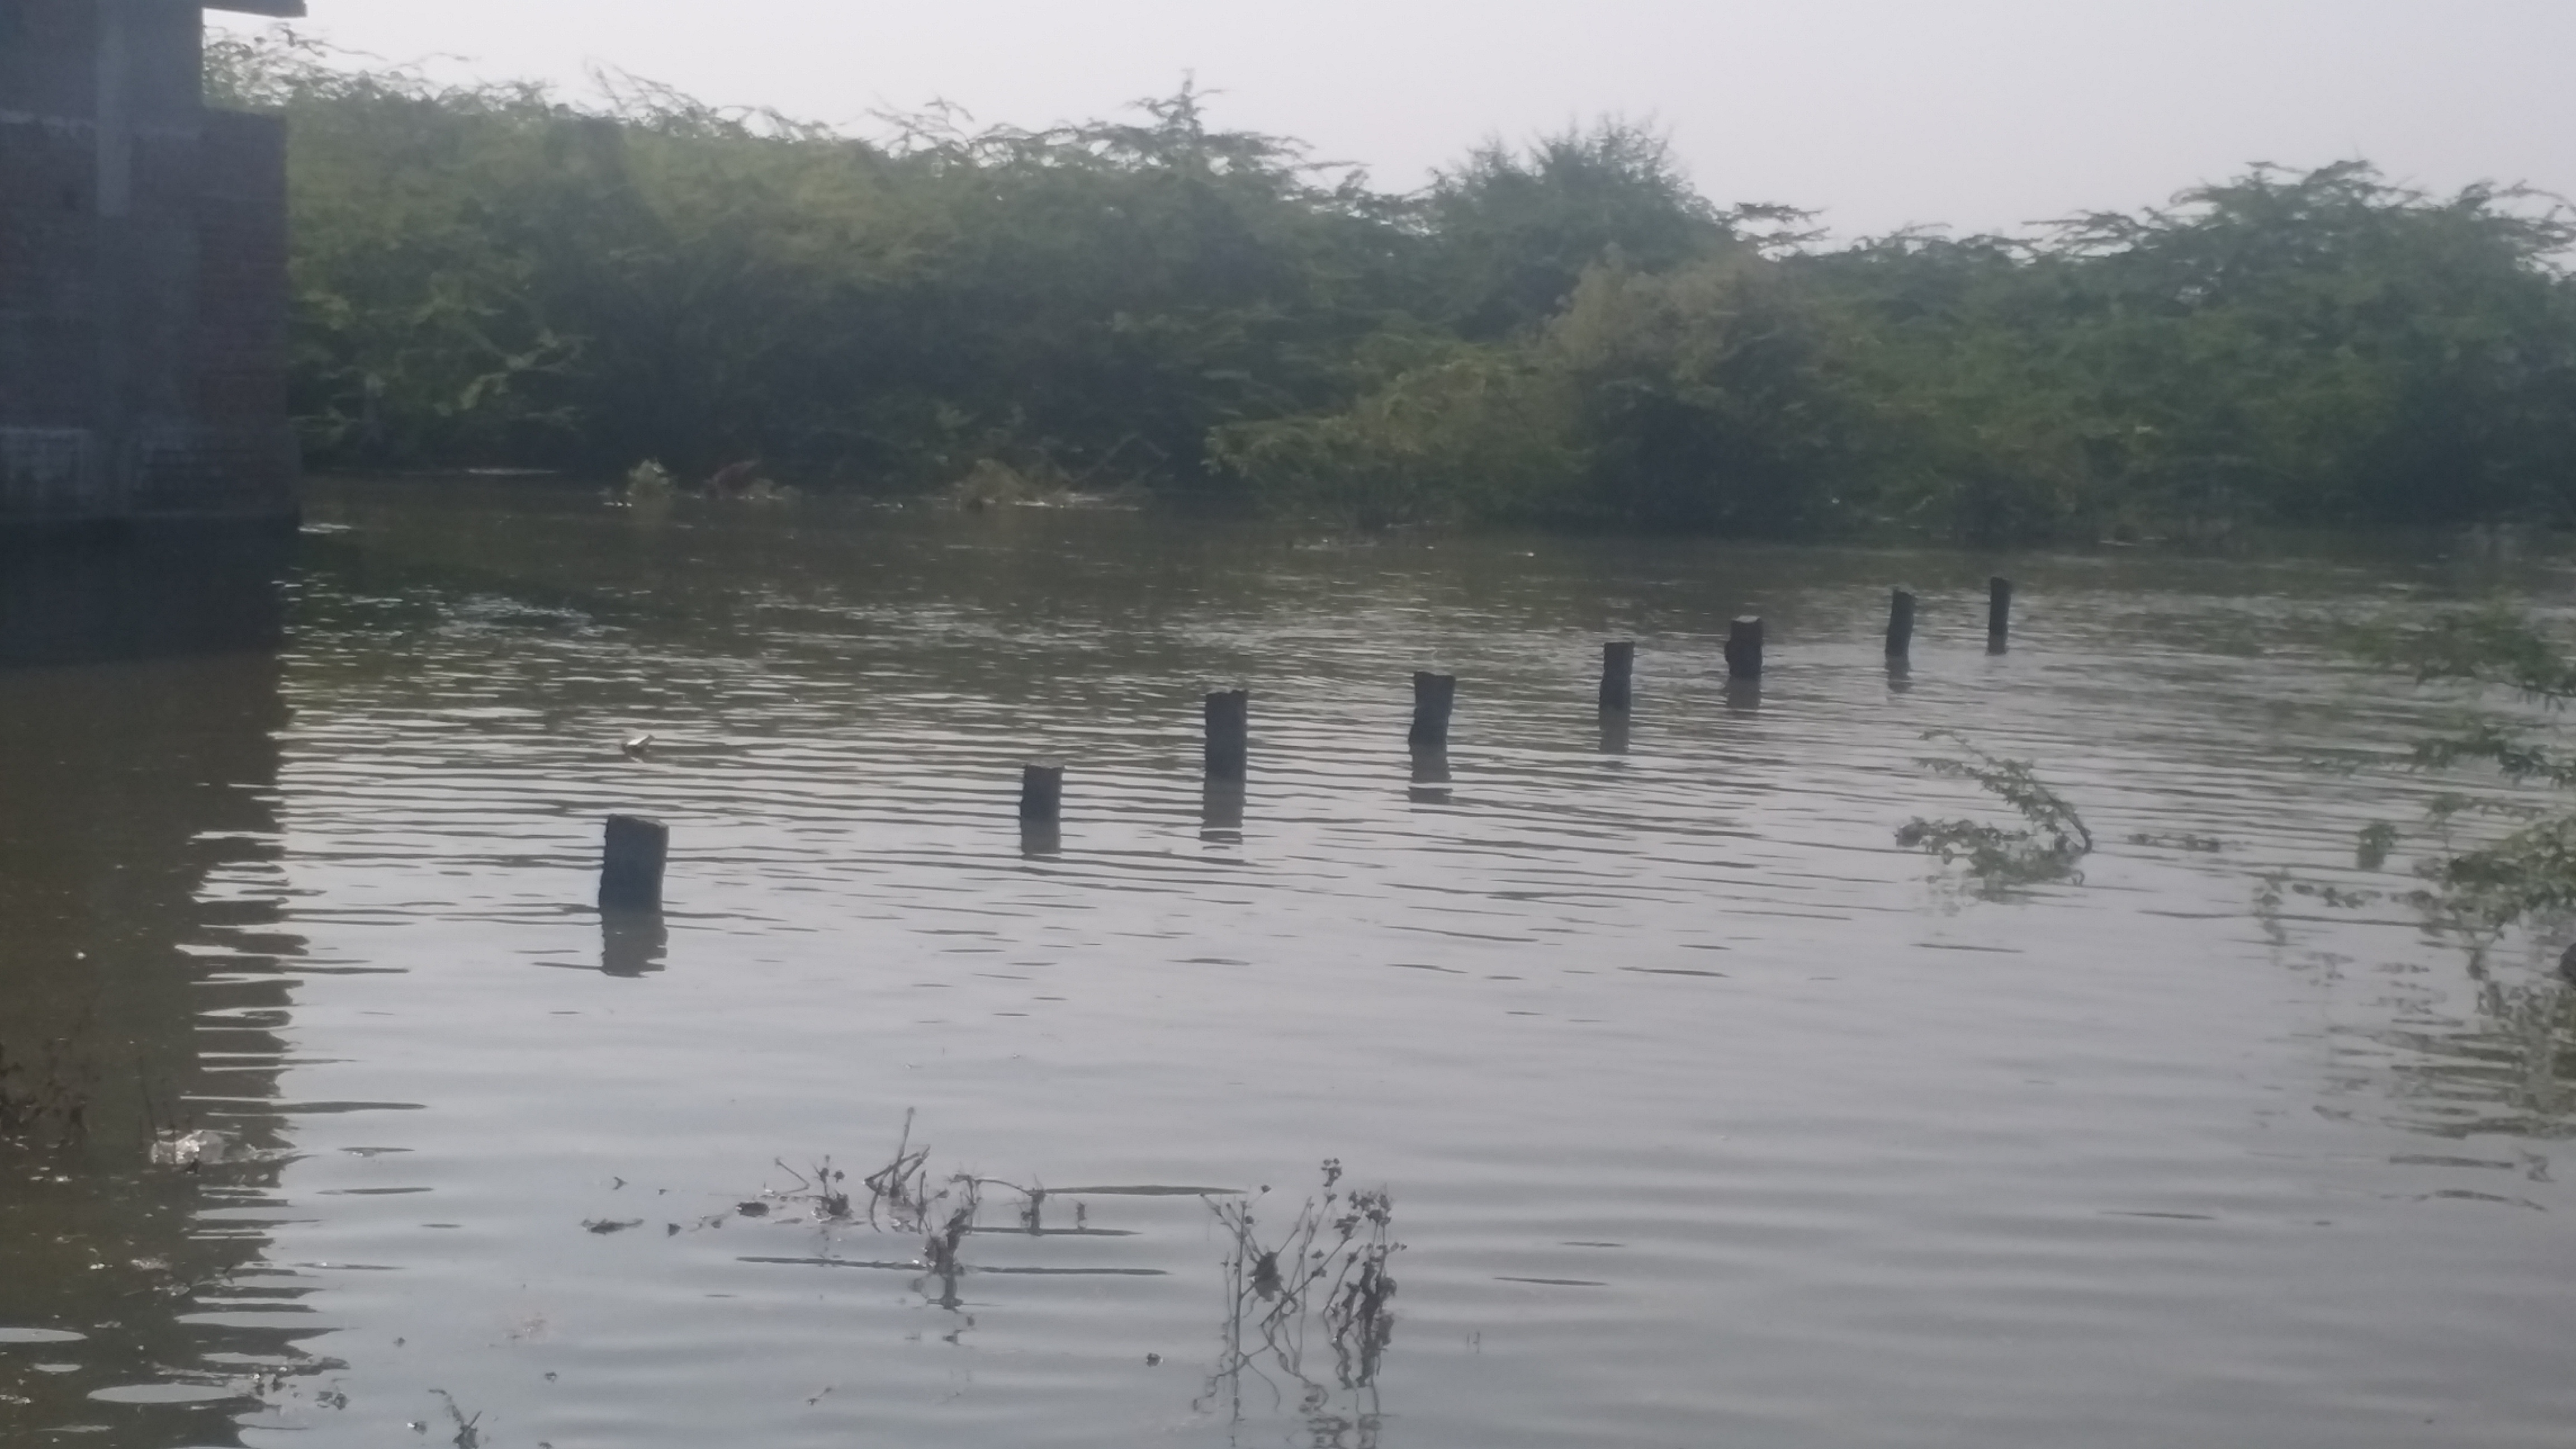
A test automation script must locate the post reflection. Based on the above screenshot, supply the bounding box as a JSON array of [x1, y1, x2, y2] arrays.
[[1598, 712, 1632, 756], [1407, 748, 1452, 804], [1019, 821, 1064, 858], [1725, 677, 1763, 714], [600, 911, 670, 977], [1201, 778, 1246, 841]]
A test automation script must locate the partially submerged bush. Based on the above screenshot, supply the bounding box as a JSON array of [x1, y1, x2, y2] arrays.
[[1897, 731, 2094, 889]]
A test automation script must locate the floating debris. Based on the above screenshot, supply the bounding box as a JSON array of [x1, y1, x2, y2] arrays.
[[150, 1128, 236, 1170]]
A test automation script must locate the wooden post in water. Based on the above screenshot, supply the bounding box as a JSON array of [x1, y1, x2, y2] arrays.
[[1723, 617, 1764, 679], [1409, 672, 1456, 748], [1019, 764, 1064, 823], [598, 815, 667, 912], [1204, 689, 1249, 781], [1886, 589, 1916, 658], [1987, 576, 2014, 654], [1599, 641, 1635, 712]]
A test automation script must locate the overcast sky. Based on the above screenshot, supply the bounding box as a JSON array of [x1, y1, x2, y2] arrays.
[[218, 0, 2576, 241]]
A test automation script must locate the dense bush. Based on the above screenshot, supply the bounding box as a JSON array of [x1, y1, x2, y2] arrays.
[[210, 34, 2576, 539]]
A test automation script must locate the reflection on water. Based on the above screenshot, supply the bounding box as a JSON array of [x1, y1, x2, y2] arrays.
[[1201, 779, 1247, 841], [5, 480, 2576, 1448], [597, 912, 669, 978], [0, 523, 290, 665], [2370, 977, 2576, 1139], [0, 649, 307, 1445], [1406, 747, 1452, 804], [1595, 713, 1630, 756]]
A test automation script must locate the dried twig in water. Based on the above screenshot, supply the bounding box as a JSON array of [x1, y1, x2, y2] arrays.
[[1199, 1158, 1401, 1435]]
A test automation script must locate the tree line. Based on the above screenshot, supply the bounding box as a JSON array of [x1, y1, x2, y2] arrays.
[[210, 34, 2576, 541]]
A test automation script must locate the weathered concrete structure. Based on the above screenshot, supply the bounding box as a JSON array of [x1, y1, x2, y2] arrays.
[[1, 0, 303, 531], [1, 0, 302, 661]]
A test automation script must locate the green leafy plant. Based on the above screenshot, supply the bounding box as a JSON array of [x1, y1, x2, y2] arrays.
[[209, 29, 2576, 540]]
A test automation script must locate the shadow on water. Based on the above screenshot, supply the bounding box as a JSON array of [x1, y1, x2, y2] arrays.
[[0, 641, 311, 1442]]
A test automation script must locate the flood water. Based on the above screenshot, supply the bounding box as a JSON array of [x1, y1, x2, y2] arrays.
[[6, 480, 2575, 1448]]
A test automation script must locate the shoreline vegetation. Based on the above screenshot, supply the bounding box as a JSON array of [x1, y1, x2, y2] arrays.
[[213, 31, 2576, 543]]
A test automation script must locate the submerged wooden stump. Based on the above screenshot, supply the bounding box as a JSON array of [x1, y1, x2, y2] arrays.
[[1887, 589, 1916, 658], [1599, 641, 1635, 712], [1723, 617, 1764, 679], [1409, 672, 1456, 747], [1204, 689, 1249, 780], [1988, 576, 2014, 654], [598, 815, 667, 912]]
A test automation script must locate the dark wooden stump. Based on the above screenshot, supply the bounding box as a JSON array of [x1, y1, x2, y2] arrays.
[[598, 814, 667, 912], [1723, 617, 1764, 679], [1887, 589, 1916, 658], [1988, 576, 2014, 654], [1204, 689, 1249, 780], [1409, 671, 1457, 747], [1599, 641, 1635, 712], [1019, 763, 1064, 823]]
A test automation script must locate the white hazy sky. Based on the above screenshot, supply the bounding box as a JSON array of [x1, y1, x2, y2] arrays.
[[218, 1, 2576, 240]]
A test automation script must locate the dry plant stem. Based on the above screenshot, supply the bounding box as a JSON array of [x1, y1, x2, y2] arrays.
[[1200, 1158, 1402, 1426]]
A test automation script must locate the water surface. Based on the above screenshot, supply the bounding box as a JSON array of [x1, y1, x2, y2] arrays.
[[5, 481, 2574, 1448]]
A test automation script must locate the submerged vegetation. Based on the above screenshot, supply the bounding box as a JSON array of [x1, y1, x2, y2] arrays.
[[1897, 731, 2095, 891], [712, 1117, 1402, 1436], [1201, 1158, 1401, 1431], [209, 32, 2576, 540], [2355, 608, 2576, 937]]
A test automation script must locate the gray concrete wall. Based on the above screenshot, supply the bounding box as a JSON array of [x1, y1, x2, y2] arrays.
[[0, 0, 297, 528]]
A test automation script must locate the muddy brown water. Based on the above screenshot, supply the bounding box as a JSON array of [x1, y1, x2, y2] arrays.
[[4, 480, 2575, 1448]]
